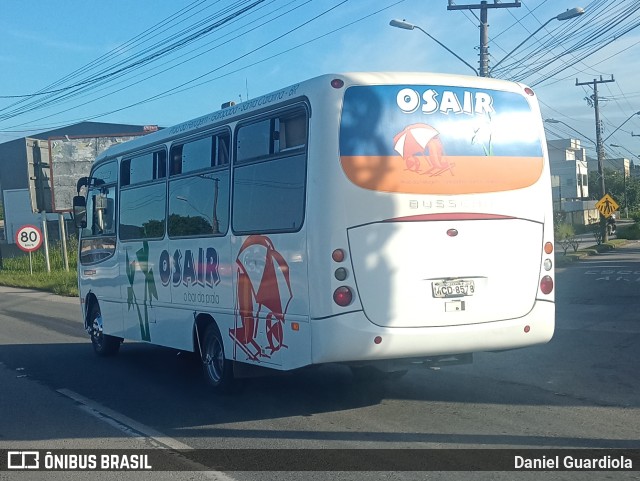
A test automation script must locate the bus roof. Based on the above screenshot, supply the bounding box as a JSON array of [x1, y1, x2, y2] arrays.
[[91, 71, 532, 168]]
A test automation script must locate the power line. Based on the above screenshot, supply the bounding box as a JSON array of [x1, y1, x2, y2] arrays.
[[0, 1, 268, 120], [0, 0, 405, 133]]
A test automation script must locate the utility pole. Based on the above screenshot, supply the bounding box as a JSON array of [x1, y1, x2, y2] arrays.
[[447, 0, 521, 77], [576, 75, 615, 241]]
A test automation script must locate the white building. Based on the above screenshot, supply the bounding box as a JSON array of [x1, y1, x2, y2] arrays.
[[547, 138, 597, 225], [586, 155, 630, 177]]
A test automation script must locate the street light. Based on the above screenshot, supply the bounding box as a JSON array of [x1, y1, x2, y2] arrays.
[[489, 7, 585, 75], [389, 19, 479, 76], [603, 111, 640, 143], [544, 118, 595, 146], [610, 144, 640, 162]]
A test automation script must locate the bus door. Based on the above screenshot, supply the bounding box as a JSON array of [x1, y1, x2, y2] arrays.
[[118, 150, 170, 344], [77, 161, 123, 337]]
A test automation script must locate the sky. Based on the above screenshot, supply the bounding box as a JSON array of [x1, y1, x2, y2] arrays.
[[1, 0, 639, 163]]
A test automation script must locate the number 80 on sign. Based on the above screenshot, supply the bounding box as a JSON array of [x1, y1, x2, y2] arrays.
[[16, 225, 43, 252]]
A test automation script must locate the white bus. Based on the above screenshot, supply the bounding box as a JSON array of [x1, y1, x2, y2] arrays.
[[73, 72, 555, 391]]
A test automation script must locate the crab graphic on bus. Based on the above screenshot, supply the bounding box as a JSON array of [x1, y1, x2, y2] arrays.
[[393, 123, 454, 176], [231, 235, 293, 362]]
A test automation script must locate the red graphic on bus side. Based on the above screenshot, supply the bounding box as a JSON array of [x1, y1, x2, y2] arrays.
[[231, 235, 293, 362]]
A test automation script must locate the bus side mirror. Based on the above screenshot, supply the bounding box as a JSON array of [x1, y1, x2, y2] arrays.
[[73, 196, 87, 229], [76, 176, 90, 193]]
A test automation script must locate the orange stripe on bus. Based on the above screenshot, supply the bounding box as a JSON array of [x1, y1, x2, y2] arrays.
[[340, 155, 544, 195]]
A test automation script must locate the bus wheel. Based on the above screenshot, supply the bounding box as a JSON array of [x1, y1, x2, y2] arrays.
[[88, 304, 121, 356], [201, 324, 234, 392]]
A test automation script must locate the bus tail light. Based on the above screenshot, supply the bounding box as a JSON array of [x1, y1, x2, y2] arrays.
[[332, 248, 354, 306], [540, 241, 554, 295], [540, 275, 553, 295], [334, 267, 348, 281], [333, 286, 353, 306]]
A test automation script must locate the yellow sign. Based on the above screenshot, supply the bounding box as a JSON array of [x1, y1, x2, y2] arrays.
[[595, 194, 619, 218]]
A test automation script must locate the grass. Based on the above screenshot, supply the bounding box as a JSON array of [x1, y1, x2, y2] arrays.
[[0, 237, 78, 297]]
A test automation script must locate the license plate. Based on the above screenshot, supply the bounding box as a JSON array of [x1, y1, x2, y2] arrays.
[[432, 279, 475, 298]]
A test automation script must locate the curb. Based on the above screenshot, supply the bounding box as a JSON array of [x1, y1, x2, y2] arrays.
[[555, 240, 629, 266]]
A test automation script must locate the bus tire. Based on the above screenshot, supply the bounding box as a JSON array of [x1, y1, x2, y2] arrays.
[[88, 303, 121, 357], [201, 323, 235, 393]]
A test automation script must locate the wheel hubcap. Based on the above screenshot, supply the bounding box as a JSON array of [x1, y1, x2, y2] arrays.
[[205, 338, 224, 383], [91, 315, 103, 347]]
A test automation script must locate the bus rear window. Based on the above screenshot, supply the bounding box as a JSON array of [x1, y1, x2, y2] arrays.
[[339, 85, 544, 195]]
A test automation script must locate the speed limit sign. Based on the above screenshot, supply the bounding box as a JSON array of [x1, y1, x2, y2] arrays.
[[16, 225, 43, 252]]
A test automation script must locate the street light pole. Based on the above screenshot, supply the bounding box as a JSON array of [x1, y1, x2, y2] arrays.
[[610, 144, 640, 163], [576, 75, 616, 242], [391, 5, 583, 78], [489, 7, 585, 75], [446, 1, 522, 77], [544, 118, 596, 146], [389, 19, 478, 75], [479, 4, 490, 77], [603, 111, 640, 143]]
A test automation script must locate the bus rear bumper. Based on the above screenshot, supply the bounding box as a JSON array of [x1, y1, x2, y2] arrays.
[[310, 301, 554, 365]]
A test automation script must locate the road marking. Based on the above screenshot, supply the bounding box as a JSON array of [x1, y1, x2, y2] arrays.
[[57, 388, 237, 481], [575, 265, 628, 269]]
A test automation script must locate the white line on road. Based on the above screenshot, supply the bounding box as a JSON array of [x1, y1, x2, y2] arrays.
[[57, 388, 238, 481]]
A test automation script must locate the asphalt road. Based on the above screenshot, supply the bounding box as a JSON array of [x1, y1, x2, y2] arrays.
[[0, 244, 639, 480]]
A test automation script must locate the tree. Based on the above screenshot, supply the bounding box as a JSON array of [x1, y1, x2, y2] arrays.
[[588, 168, 640, 214]]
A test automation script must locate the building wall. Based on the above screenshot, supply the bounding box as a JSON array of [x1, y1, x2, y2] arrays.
[[0, 122, 153, 192], [547, 138, 593, 226], [548, 138, 589, 201], [587, 156, 629, 176], [0, 121, 157, 244]]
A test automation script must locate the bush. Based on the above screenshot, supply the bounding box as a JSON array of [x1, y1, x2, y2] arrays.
[[617, 222, 640, 240], [555, 223, 579, 255], [629, 210, 640, 223]]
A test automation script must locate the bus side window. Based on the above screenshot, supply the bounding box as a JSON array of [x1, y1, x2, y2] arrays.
[[120, 160, 131, 186], [119, 148, 167, 241], [170, 145, 183, 175], [216, 133, 230, 166], [279, 112, 307, 151], [236, 119, 272, 162], [91, 190, 115, 235], [123, 150, 167, 183], [102, 197, 115, 233], [233, 107, 308, 234], [80, 165, 117, 265]]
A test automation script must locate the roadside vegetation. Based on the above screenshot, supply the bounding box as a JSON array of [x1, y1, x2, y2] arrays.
[[0, 237, 78, 297], [617, 212, 640, 240], [554, 213, 635, 266]]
